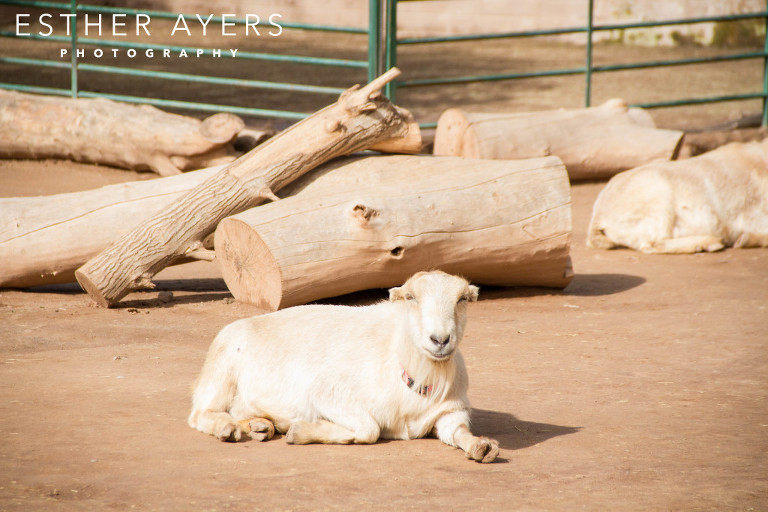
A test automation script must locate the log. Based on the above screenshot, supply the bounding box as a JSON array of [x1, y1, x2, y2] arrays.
[[215, 154, 573, 311], [678, 127, 768, 159], [75, 68, 421, 307], [0, 167, 220, 288], [0, 90, 244, 176], [433, 99, 684, 181]]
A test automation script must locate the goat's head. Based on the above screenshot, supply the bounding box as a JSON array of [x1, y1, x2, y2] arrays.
[[389, 271, 479, 362]]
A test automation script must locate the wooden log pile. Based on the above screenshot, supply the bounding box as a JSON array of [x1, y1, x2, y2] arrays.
[[1, 69, 577, 308], [74, 68, 422, 307]]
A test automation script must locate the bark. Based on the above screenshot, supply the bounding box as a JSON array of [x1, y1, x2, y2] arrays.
[[75, 68, 421, 307], [0, 89, 244, 176], [433, 99, 684, 180], [215, 154, 574, 311]]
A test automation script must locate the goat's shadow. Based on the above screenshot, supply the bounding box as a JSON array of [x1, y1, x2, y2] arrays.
[[471, 408, 580, 451]]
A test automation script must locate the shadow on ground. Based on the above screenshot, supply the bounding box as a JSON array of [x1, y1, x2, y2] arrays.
[[472, 408, 581, 453], [479, 273, 646, 301]]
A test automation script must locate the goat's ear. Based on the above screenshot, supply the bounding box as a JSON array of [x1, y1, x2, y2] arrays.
[[389, 286, 405, 302], [466, 285, 479, 302]]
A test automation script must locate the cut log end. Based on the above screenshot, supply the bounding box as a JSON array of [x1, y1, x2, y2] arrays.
[[433, 108, 474, 157], [199, 113, 246, 144], [215, 218, 283, 311], [74, 269, 112, 308]]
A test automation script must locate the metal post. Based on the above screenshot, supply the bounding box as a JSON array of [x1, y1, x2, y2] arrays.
[[368, 0, 381, 83], [384, 0, 397, 101], [585, 0, 594, 107], [763, 0, 768, 125], [70, 0, 78, 97]]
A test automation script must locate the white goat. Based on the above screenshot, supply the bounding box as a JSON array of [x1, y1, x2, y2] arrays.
[[587, 140, 768, 254], [188, 270, 499, 463]]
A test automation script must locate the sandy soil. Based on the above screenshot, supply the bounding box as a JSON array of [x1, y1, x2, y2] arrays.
[[1, 15, 767, 509], [1, 157, 766, 511]]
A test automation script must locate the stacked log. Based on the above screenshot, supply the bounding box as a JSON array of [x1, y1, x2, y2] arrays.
[[433, 99, 684, 180], [0, 90, 244, 176]]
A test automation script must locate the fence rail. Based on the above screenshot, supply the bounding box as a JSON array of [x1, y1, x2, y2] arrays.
[[0, 0, 378, 120], [384, 0, 768, 128], [1, 0, 767, 127]]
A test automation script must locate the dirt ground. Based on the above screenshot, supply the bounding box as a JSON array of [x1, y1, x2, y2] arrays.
[[1, 157, 767, 511], [1, 13, 768, 510]]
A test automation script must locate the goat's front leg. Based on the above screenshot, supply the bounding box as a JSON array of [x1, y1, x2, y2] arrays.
[[434, 410, 499, 463], [286, 419, 380, 445], [237, 417, 275, 441]]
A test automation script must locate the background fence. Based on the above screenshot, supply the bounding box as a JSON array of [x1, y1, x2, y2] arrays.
[[1, 0, 767, 128]]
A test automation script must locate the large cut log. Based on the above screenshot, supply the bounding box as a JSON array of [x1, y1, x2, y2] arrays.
[[215, 154, 573, 311], [0, 90, 244, 176], [0, 167, 220, 288], [75, 68, 421, 307], [433, 99, 684, 181]]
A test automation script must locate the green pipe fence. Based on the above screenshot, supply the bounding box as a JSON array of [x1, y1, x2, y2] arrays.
[[0, 0, 379, 120], [1, 0, 767, 126], [385, 0, 768, 128]]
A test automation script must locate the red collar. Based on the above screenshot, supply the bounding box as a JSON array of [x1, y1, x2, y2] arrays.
[[401, 367, 433, 396]]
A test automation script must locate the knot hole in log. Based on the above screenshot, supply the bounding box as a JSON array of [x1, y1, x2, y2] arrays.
[[390, 246, 405, 259], [352, 204, 378, 225]]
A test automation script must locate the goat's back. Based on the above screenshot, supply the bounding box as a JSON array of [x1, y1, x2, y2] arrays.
[[587, 141, 768, 251]]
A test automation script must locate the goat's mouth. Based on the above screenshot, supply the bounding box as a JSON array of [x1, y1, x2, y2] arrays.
[[426, 348, 454, 362]]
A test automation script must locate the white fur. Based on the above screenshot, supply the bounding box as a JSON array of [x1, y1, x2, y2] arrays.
[[188, 271, 499, 463], [587, 140, 768, 254]]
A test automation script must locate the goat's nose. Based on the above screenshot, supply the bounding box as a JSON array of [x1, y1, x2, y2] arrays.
[[430, 334, 450, 348]]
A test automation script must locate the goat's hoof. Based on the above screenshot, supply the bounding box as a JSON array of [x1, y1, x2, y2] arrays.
[[246, 418, 275, 442], [285, 423, 308, 445], [215, 422, 242, 442], [466, 437, 499, 463]]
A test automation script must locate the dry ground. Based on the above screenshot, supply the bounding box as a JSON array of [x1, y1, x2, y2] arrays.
[[1, 12, 767, 511], [0, 159, 767, 511]]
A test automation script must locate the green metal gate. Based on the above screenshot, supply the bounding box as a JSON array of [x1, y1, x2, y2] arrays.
[[383, 0, 768, 127], [0, 0, 382, 120], [1, 0, 767, 126]]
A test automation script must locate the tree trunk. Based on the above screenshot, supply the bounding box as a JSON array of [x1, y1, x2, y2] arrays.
[[0, 90, 244, 176], [75, 68, 421, 307], [215, 154, 573, 311], [0, 167, 220, 289], [433, 99, 684, 181]]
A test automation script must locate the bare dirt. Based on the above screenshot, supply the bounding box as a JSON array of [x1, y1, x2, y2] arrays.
[[1, 15, 767, 511], [1, 157, 767, 511]]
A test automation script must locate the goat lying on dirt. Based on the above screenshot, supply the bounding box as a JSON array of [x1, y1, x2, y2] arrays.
[[188, 270, 499, 463], [587, 140, 768, 254]]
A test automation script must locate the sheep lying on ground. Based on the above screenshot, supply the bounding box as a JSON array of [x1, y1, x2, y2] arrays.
[[587, 140, 768, 254], [188, 270, 499, 463]]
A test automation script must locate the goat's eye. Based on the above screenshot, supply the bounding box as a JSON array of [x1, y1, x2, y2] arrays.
[[458, 296, 468, 303], [405, 294, 415, 301]]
